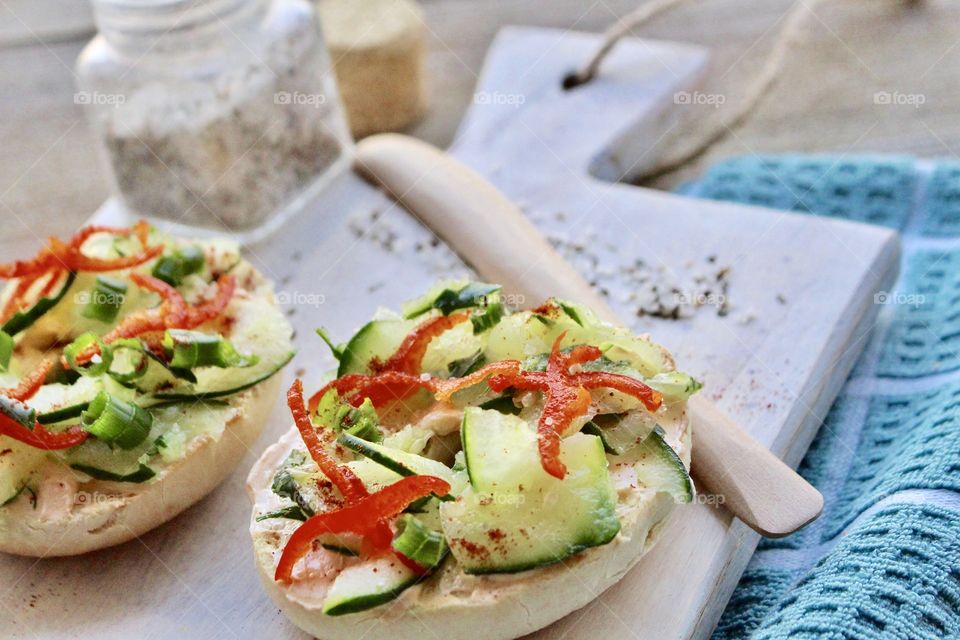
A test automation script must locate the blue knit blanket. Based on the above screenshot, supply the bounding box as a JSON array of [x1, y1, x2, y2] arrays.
[[681, 156, 960, 640]]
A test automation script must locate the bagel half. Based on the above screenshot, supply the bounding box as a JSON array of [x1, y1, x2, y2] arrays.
[[0, 228, 293, 557], [247, 284, 695, 640]]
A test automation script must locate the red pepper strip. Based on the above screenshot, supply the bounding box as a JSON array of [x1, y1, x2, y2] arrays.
[[288, 379, 369, 502], [577, 371, 662, 412], [68, 274, 236, 368], [185, 274, 235, 326], [378, 312, 471, 374], [3, 358, 53, 402], [431, 360, 521, 401], [0, 413, 87, 450], [0, 222, 161, 279], [394, 551, 429, 576], [307, 360, 524, 414], [0, 272, 42, 322], [274, 474, 451, 584], [487, 333, 661, 479], [129, 272, 188, 325]]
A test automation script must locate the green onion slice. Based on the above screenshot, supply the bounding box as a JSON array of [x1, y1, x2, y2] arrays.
[[63, 332, 113, 377], [80, 391, 152, 450], [151, 246, 205, 286], [0, 330, 13, 372], [163, 329, 258, 369], [391, 514, 447, 567], [81, 276, 128, 323]]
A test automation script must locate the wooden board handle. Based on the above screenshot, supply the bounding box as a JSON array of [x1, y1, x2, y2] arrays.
[[354, 133, 823, 537]]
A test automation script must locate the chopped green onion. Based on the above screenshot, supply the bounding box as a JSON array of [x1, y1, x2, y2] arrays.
[[646, 371, 703, 400], [163, 330, 258, 369], [70, 463, 155, 483], [80, 391, 152, 450], [106, 338, 150, 384], [0, 330, 12, 372], [338, 397, 381, 443], [0, 396, 37, 430], [391, 514, 447, 567], [315, 327, 343, 362], [2, 271, 76, 337], [63, 332, 113, 377], [151, 246, 206, 286], [81, 276, 127, 323]]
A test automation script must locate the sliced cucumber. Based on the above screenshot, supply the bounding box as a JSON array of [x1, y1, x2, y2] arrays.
[[442, 408, 620, 574], [645, 371, 703, 401], [0, 438, 46, 504], [71, 463, 155, 483], [2, 271, 76, 336], [322, 554, 421, 616], [631, 429, 693, 503], [337, 433, 455, 488], [337, 318, 417, 376], [150, 351, 292, 401], [581, 412, 655, 456]]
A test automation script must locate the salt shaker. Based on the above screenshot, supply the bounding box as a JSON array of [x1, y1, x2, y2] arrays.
[[76, 0, 352, 240]]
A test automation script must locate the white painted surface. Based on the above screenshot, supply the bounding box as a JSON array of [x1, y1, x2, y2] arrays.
[[0, 27, 898, 640]]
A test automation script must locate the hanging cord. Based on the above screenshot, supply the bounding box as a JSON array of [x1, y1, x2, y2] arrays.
[[566, 0, 827, 181]]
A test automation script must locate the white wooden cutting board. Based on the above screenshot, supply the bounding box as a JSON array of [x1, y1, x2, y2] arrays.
[[0, 27, 898, 640]]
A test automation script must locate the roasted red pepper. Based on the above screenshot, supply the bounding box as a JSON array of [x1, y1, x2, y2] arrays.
[[0, 412, 87, 450], [0, 221, 161, 279], [3, 358, 53, 402], [274, 474, 451, 584], [377, 312, 470, 374], [488, 333, 662, 479], [288, 379, 368, 502]]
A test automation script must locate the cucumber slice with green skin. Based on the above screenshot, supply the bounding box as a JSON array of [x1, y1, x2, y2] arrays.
[[71, 463, 155, 483], [0, 439, 46, 504], [631, 429, 693, 503], [337, 433, 454, 498], [337, 318, 417, 376], [443, 408, 620, 574], [150, 350, 293, 401], [2, 271, 76, 336], [581, 412, 655, 456], [322, 554, 421, 616], [645, 371, 703, 401]]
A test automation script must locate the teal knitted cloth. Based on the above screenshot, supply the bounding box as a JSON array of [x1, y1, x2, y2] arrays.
[[681, 156, 960, 640]]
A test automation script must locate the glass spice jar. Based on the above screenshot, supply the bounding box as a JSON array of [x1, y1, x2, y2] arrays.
[[76, 0, 352, 241]]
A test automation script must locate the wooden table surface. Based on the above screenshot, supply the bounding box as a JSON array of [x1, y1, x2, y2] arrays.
[[2, 0, 959, 260]]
